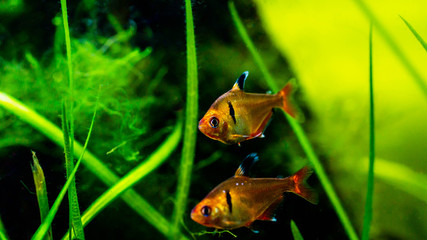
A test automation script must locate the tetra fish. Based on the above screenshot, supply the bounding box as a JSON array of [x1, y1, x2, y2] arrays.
[[191, 153, 317, 230], [198, 71, 296, 145]]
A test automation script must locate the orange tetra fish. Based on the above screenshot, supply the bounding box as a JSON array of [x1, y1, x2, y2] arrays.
[[191, 153, 317, 231], [198, 71, 296, 145]]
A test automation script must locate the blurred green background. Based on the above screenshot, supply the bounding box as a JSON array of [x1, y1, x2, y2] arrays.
[[0, 0, 426, 239]]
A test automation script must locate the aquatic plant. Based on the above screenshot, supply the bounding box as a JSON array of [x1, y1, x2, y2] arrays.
[[361, 23, 375, 240], [171, 0, 199, 238]]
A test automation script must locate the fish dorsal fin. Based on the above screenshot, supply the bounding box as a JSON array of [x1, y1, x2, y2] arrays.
[[231, 71, 248, 91], [235, 153, 259, 177]]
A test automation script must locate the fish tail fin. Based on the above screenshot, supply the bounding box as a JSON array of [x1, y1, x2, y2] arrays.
[[291, 166, 318, 204], [277, 82, 297, 118]]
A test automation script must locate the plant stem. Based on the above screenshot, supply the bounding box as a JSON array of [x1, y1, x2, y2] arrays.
[[228, 2, 359, 240], [171, 0, 198, 238]]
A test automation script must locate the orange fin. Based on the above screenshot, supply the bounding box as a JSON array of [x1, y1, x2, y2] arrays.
[[257, 196, 283, 221], [291, 166, 318, 204], [277, 82, 296, 118]]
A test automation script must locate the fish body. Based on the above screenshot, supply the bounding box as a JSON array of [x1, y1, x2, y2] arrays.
[[191, 154, 316, 230], [198, 71, 295, 145]]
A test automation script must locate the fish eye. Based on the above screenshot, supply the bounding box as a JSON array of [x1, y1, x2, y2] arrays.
[[209, 117, 219, 128], [201, 205, 211, 217]]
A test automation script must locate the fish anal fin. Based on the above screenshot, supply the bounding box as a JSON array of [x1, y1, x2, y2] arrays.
[[257, 196, 283, 221], [231, 71, 248, 91]]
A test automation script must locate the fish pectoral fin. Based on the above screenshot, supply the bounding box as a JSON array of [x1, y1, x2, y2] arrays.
[[256, 196, 283, 222]]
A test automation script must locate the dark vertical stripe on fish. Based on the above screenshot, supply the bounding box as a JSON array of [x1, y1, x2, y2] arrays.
[[228, 101, 237, 124], [225, 190, 232, 213]]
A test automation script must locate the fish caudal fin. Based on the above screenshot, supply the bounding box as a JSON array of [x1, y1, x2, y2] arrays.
[[291, 166, 318, 204], [277, 82, 296, 118]]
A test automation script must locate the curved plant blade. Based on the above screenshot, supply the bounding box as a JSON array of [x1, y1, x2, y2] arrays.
[[361, 23, 375, 240], [400, 15, 427, 52], [171, 0, 199, 238], [291, 220, 304, 240], [31, 151, 53, 240]]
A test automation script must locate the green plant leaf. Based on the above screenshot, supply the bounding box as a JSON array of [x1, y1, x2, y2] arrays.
[[0, 215, 8, 240], [400, 15, 427, 52], [31, 151, 53, 240], [361, 23, 375, 240], [290, 220, 304, 240], [170, 0, 199, 238]]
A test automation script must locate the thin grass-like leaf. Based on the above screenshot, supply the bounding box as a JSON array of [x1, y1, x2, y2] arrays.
[[32, 88, 99, 240], [62, 117, 184, 240], [361, 23, 375, 240], [351, 0, 427, 99], [61, 102, 84, 239], [0, 92, 185, 239], [400, 15, 427, 52], [171, 0, 199, 238], [0, 216, 8, 240], [290, 220, 304, 240], [228, 2, 359, 240], [59, 0, 84, 237], [31, 151, 53, 240]]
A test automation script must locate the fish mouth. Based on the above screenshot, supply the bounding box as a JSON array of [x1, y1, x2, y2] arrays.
[[198, 119, 215, 137]]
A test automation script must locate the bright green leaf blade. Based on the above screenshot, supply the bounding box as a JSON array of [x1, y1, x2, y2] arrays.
[[290, 220, 304, 240], [171, 0, 199, 238], [400, 15, 427, 52], [31, 151, 53, 240], [0, 215, 8, 240], [228, 2, 359, 240], [361, 23, 375, 240], [59, 0, 84, 237]]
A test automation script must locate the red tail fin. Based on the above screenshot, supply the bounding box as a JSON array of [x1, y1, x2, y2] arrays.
[[291, 166, 318, 204], [277, 82, 296, 118]]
